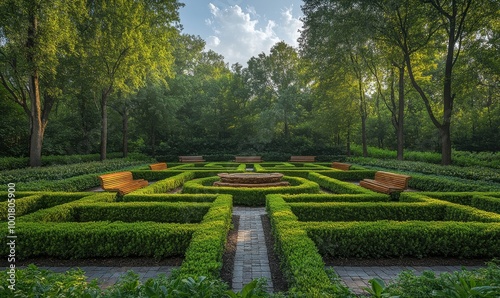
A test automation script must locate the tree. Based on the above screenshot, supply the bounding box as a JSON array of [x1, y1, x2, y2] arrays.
[[405, 0, 499, 164], [0, 0, 85, 166], [79, 0, 182, 160], [300, 1, 377, 157]]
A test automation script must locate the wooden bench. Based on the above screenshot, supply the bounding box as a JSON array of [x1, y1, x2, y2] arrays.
[[289, 156, 316, 162], [332, 162, 352, 171], [98, 171, 148, 196], [178, 156, 205, 163], [234, 156, 263, 163], [359, 171, 411, 194], [149, 162, 167, 170]]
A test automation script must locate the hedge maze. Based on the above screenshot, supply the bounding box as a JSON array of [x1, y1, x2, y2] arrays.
[[2, 161, 500, 295]]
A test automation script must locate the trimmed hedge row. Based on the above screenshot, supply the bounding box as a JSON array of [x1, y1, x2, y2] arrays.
[[408, 173, 500, 192], [305, 220, 500, 258], [127, 172, 195, 195], [178, 194, 233, 279], [1, 221, 195, 259], [18, 193, 117, 222], [19, 200, 210, 224], [75, 202, 211, 223], [265, 194, 346, 296], [418, 192, 500, 214], [0, 192, 97, 220], [182, 176, 320, 206], [123, 193, 219, 203], [282, 193, 389, 203], [307, 172, 377, 195]]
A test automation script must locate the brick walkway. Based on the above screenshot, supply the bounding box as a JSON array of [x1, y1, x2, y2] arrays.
[[332, 265, 484, 295], [232, 207, 273, 292]]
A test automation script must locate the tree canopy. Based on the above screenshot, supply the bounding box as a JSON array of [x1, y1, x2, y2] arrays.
[[1, 1, 498, 164]]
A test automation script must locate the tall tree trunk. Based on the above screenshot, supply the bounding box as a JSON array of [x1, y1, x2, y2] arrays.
[[122, 107, 128, 158], [397, 65, 405, 161], [440, 12, 456, 165], [357, 78, 368, 157], [26, 10, 43, 167], [100, 89, 108, 161], [29, 71, 43, 167], [346, 125, 351, 157]]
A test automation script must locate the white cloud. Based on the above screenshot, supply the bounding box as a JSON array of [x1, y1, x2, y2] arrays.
[[205, 3, 302, 66], [280, 6, 302, 47]]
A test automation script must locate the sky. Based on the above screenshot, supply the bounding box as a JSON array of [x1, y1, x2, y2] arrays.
[[179, 0, 304, 66]]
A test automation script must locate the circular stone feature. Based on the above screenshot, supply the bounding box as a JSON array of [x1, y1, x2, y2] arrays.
[[214, 173, 290, 187]]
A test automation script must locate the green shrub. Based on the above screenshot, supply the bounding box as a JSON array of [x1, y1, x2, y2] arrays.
[[266, 194, 348, 296], [75, 202, 210, 223], [290, 202, 447, 222], [384, 262, 500, 298], [123, 193, 219, 203], [282, 193, 389, 203], [0, 221, 195, 259], [178, 195, 232, 279], [0, 192, 99, 221], [306, 221, 500, 258], [308, 172, 377, 195], [128, 172, 195, 195], [0, 159, 149, 184], [182, 176, 320, 206]]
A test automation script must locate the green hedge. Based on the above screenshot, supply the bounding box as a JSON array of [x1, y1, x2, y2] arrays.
[[315, 170, 376, 181], [418, 192, 500, 214], [178, 195, 232, 279], [1, 221, 195, 259], [122, 193, 219, 203], [265, 194, 347, 296], [19, 200, 210, 224], [18, 193, 117, 222], [289, 202, 448, 222], [0, 192, 97, 220], [182, 176, 320, 206], [305, 220, 500, 258], [282, 193, 389, 203], [127, 172, 195, 195], [75, 202, 210, 223], [307, 172, 377, 195], [289, 194, 500, 223]]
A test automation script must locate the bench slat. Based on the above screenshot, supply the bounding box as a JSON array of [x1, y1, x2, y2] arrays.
[[149, 163, 167, 170], [332, 162, 351, 171], [235, 156, 263, 163], [179, 156, 205, 162], [289, 156, 316, 162], [99, 171, 148, 195], [360, 171, 411, 194]]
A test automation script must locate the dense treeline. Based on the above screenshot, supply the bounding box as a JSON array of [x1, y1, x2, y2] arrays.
[[1, 0, 498, 166]]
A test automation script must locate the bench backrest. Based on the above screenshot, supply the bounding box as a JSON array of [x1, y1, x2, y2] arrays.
[[332, 162, 351, 170], [179, 156, 204, 162], [149, 163, 167, 170], [235, 156, 262, 162], [290, 156, 316, 162], [99, 171, 134, 189], [374, 171, 411, 189]]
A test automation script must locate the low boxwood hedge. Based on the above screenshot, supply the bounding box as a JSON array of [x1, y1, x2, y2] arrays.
[[0, 192, 101, 221], [265, 194, 348, 296], [308, 172, 377, 195], [281, 193, 389, 203], [127, 172, 195, 195], [1, 221, 195, 259], [182, 176, 320, 206], [305, 220, 500, 259], [178, 194, 232, 279], [122, 193, 218, 203]]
